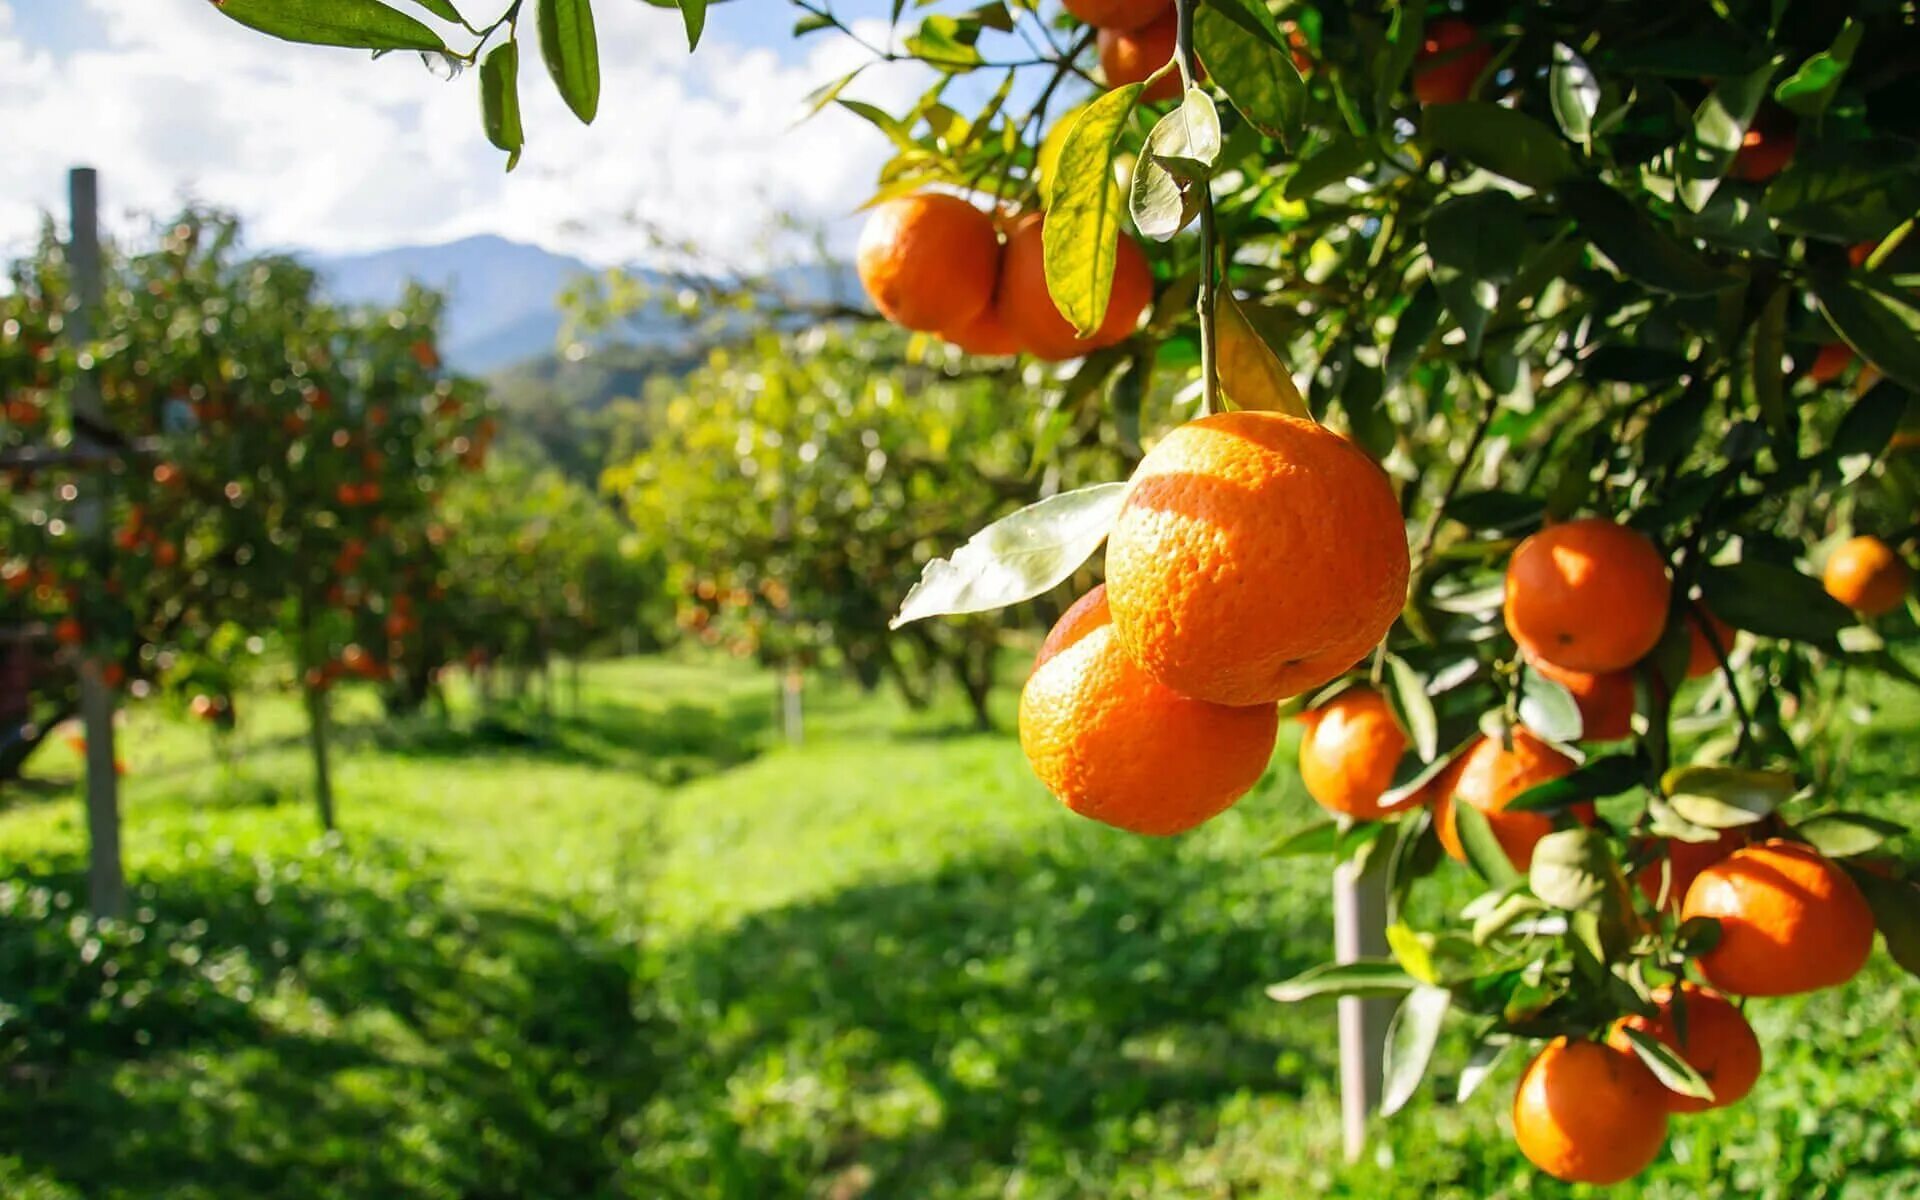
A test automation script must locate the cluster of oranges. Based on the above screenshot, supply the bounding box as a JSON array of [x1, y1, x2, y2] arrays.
[[856, 193, 1152, 362], [1064, 0, 1183, 103]]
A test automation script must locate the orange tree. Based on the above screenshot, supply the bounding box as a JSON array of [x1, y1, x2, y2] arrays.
[[219, 0, 1920, 1182]]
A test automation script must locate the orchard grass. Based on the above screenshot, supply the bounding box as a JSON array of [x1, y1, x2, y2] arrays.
[[0, 658, 1914, 1199]]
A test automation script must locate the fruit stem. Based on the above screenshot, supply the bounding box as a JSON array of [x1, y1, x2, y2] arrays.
[[1866, 217, 1912, 272], [1171, 0, 1219, 417]]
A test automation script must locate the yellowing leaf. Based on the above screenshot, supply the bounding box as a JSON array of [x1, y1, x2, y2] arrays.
[[1217, 293, 1309, 418], [1043, 85, 1140, 337]]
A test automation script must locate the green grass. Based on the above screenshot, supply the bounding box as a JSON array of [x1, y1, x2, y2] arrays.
[[0, 658, 1915, 1199]]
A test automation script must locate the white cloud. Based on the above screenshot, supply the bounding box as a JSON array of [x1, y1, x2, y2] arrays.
[[0, 0, 924, 267]]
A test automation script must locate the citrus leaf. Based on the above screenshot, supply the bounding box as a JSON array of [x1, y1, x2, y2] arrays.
[[1457, 1039, 1511, 1102], [1380, 985, 1451, 1117], [1774, 18, 1861, 118], [1385, 281, 1443, 382], [1559, 180, 1735, 296], [1131, 89, 1220, 242], [1385, 923, 1438, 984], [677, 0, 708, 50], [1506, 753, 1642, 813], [1285, 138, 1375, 201], [1528, 827, 1620, 912], [1194, 0, 1305, 147], [1812, 268, 1920, 393], [1767, 138, 1920, 244], [412, 0, 462, 20], [1267, 959, 1419, 1003], [1618, 1025, 1716, 1102], [212, 0, 445, 50], [1675, 60, 1778, 212], [1044, 85, 1140, 337], [1697, 560, 1853, 648], [1662, 765, 1796, 828], [479, 42, 524, 172], [1424, 103, 1579, 191], [1387, 654, 1438, 763], [1794, 812, 1905, 858], [1217, 292, 1310, 418], [538, 0, 600, 124], [1453, 799, 1521, 887], [1266, 819, 1339, 858], [1518, 665, 1584, 745], [1846, 868, 1920, 978], [1550, 43, 1599, 147], [889, 483, 1126, 627]]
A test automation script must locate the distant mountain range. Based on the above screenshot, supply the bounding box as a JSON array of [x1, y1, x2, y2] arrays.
[[309, 234, 860, 374]]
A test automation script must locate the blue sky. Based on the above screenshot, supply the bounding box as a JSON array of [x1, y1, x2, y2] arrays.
[[0, 0, 1040, 267]]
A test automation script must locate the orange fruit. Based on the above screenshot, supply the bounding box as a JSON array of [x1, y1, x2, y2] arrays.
[[1504, 517, 1671, 673], [1527, 653, 1635, 741], [1063, 0, 1166, 33], [1806, 341, 1856, 384], [1106, 411, 1409, 706], [856, 193, 1000, 333], [1731, 126, 1795, 183], [1412, 17, 1491, 106], [995, 215, 1153, 360], [1098, 8, 1184, 103], [1434, 728, 1586, 870], [1823, 535, 1910, 616], [1682, 839, 1876, 996], [1513, 1037, 1670, 1185], [1019, 584, 1279, 835], [1297, 688, 1406, 821], [1634, 829, 1746, 912], [1684, 607, 1736, 679], [942, 302, 1021, 357], [1609, 984, 1762, 1114]]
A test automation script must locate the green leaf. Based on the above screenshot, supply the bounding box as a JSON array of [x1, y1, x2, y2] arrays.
[[1812, 268, 1920, 392], [1507, 753, 1643, 813], [1831, 379, 1906, 480], [1618, 1025, 1716, 1102], [1767, 139, 1920, 244], [677, 0, 708, 50], [538, 0, 601, 123], [479, 42, 524, 172], [1558, 180, 1734, 296], [1697, 560, 1854, 649], [1285, 138, 1375, 202], [1380, 985, 1451, 1117], [1266, 959, 1420, 1003], [905, 14, 982, 71], [1795, 812, 1905, 859], [1675, 61, 1778, 212], [1131, 89, 1220, 242], [212, 0, 445, 50], [1044, 85, 1140, 337], [1266, 819, 1339, 858], [799, 67, 866, 121], [1754, 285, 1789, 440], [1194, 0, 1304, 146], [1424, 103, 1579, 192], [412, 0, 463, 20], [1385, 281, 1442, 382], [1426, 192, 1531, 284], [1847, 868, 1920, 978], [1550, 43, 1599, 147], [1528, 827, 1621, 912], [890, 483, 1126, 627], [1662, 764, 1797, 828], [1774, 19, 1862, 117], [1386, 655, 1438, 763], [1216, 292, 1310, 418], [1518, 666, 1584, 745], [1385, 922, 1438, 984], [1453, 798, 1522, 887], [1457, 1039, 1511, 1102]]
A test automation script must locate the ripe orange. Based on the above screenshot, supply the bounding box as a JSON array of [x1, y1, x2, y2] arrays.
[[54, 616, 83, 646], [1412, 17, 1490, 106], [1106, 411, 1408, 706], [1504, 517, 1671, 673], [1297, 688, 1406, 821], [994, 215, 1153, 360], [1434, 728, 1586, 870], [1823, 535, 1910, 616], [1019, 585, 1279, 835], [942, 303, 1021, 357], [1684, 607, 1736, 679], [1609, 984, 1762, 1114], [1683, 840, 1876, 996], [1098, 8, 1183, 103], [1731, 126, 1796, 183], [1062, 0, 1166, 33], [856, 193, 1001, 333], [1513, 1037, 1670, 1185], [1807, 341, 1856, 384], [1634, 829, 1746, 913], [1527, 653, 1635, 741]]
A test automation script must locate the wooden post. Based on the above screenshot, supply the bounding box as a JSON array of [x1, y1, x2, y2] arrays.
[[1334, 854, 1390, 1162], [67, 167, 127, 920]]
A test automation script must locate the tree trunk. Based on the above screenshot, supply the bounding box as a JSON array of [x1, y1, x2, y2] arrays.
[[879, 637, 930, 710], [954, 639, 996, 732], [304, 683, 336, 833]]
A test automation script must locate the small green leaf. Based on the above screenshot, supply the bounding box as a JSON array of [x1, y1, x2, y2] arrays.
[[538, 0, 601, 123], [1457, 1040, 1510, 1102], [890, 483, 1126, 627], [1453, 798, 1522, 887], [799, 67, 866, 121], [479, 42, 524, 171], [1266, 819, 1340, 858], [412, 0, 463, 20], [1266, 959, 1420, 1003], [1662, 765, 1797, 828], [1831, 379, 1906, 477], [1285, 138, 1375, 202], [904, 14, 982, 71], [212, 0, 445, 50], [1385, 281, 1443, 382], [1795, 812, 1905, 859], [1193, 0, 1304, 146], [1549, 43, 1599, 147], [1697, 560, 1853, 649], [1380, 985, 1451, 1117], [1618, 1026, 1716, 1102], [1774, 19, 1861, 117], [677, 0, 708, 50], [1387, 656, 1439, 763], [1767, 138, 1920, 244], [1507, 753, 1643, 813], [1518, 666, 1583, 745], [1812, 268, 1920, 393], [1753, 285, 1789, 440], [1559, 180, 1734, 296], [1528, 827, 1621, 912], [1424, 103, 1579, 192], [1846, 868, 1920, 978], [1130, 89, 1220, 242], [1044, 85, 1140, 337], [1675, 61, 1778, 212]]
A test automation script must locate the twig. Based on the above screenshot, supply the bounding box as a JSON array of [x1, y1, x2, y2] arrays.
[[1172, 0, 1218, 416]]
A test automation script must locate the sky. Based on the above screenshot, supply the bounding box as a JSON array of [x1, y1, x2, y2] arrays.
[[0, 0, 995, 268]]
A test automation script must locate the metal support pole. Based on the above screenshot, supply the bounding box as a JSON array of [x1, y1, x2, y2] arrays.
[[68, 166, 126, 920], [1334, 852, 1390, 1162]]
